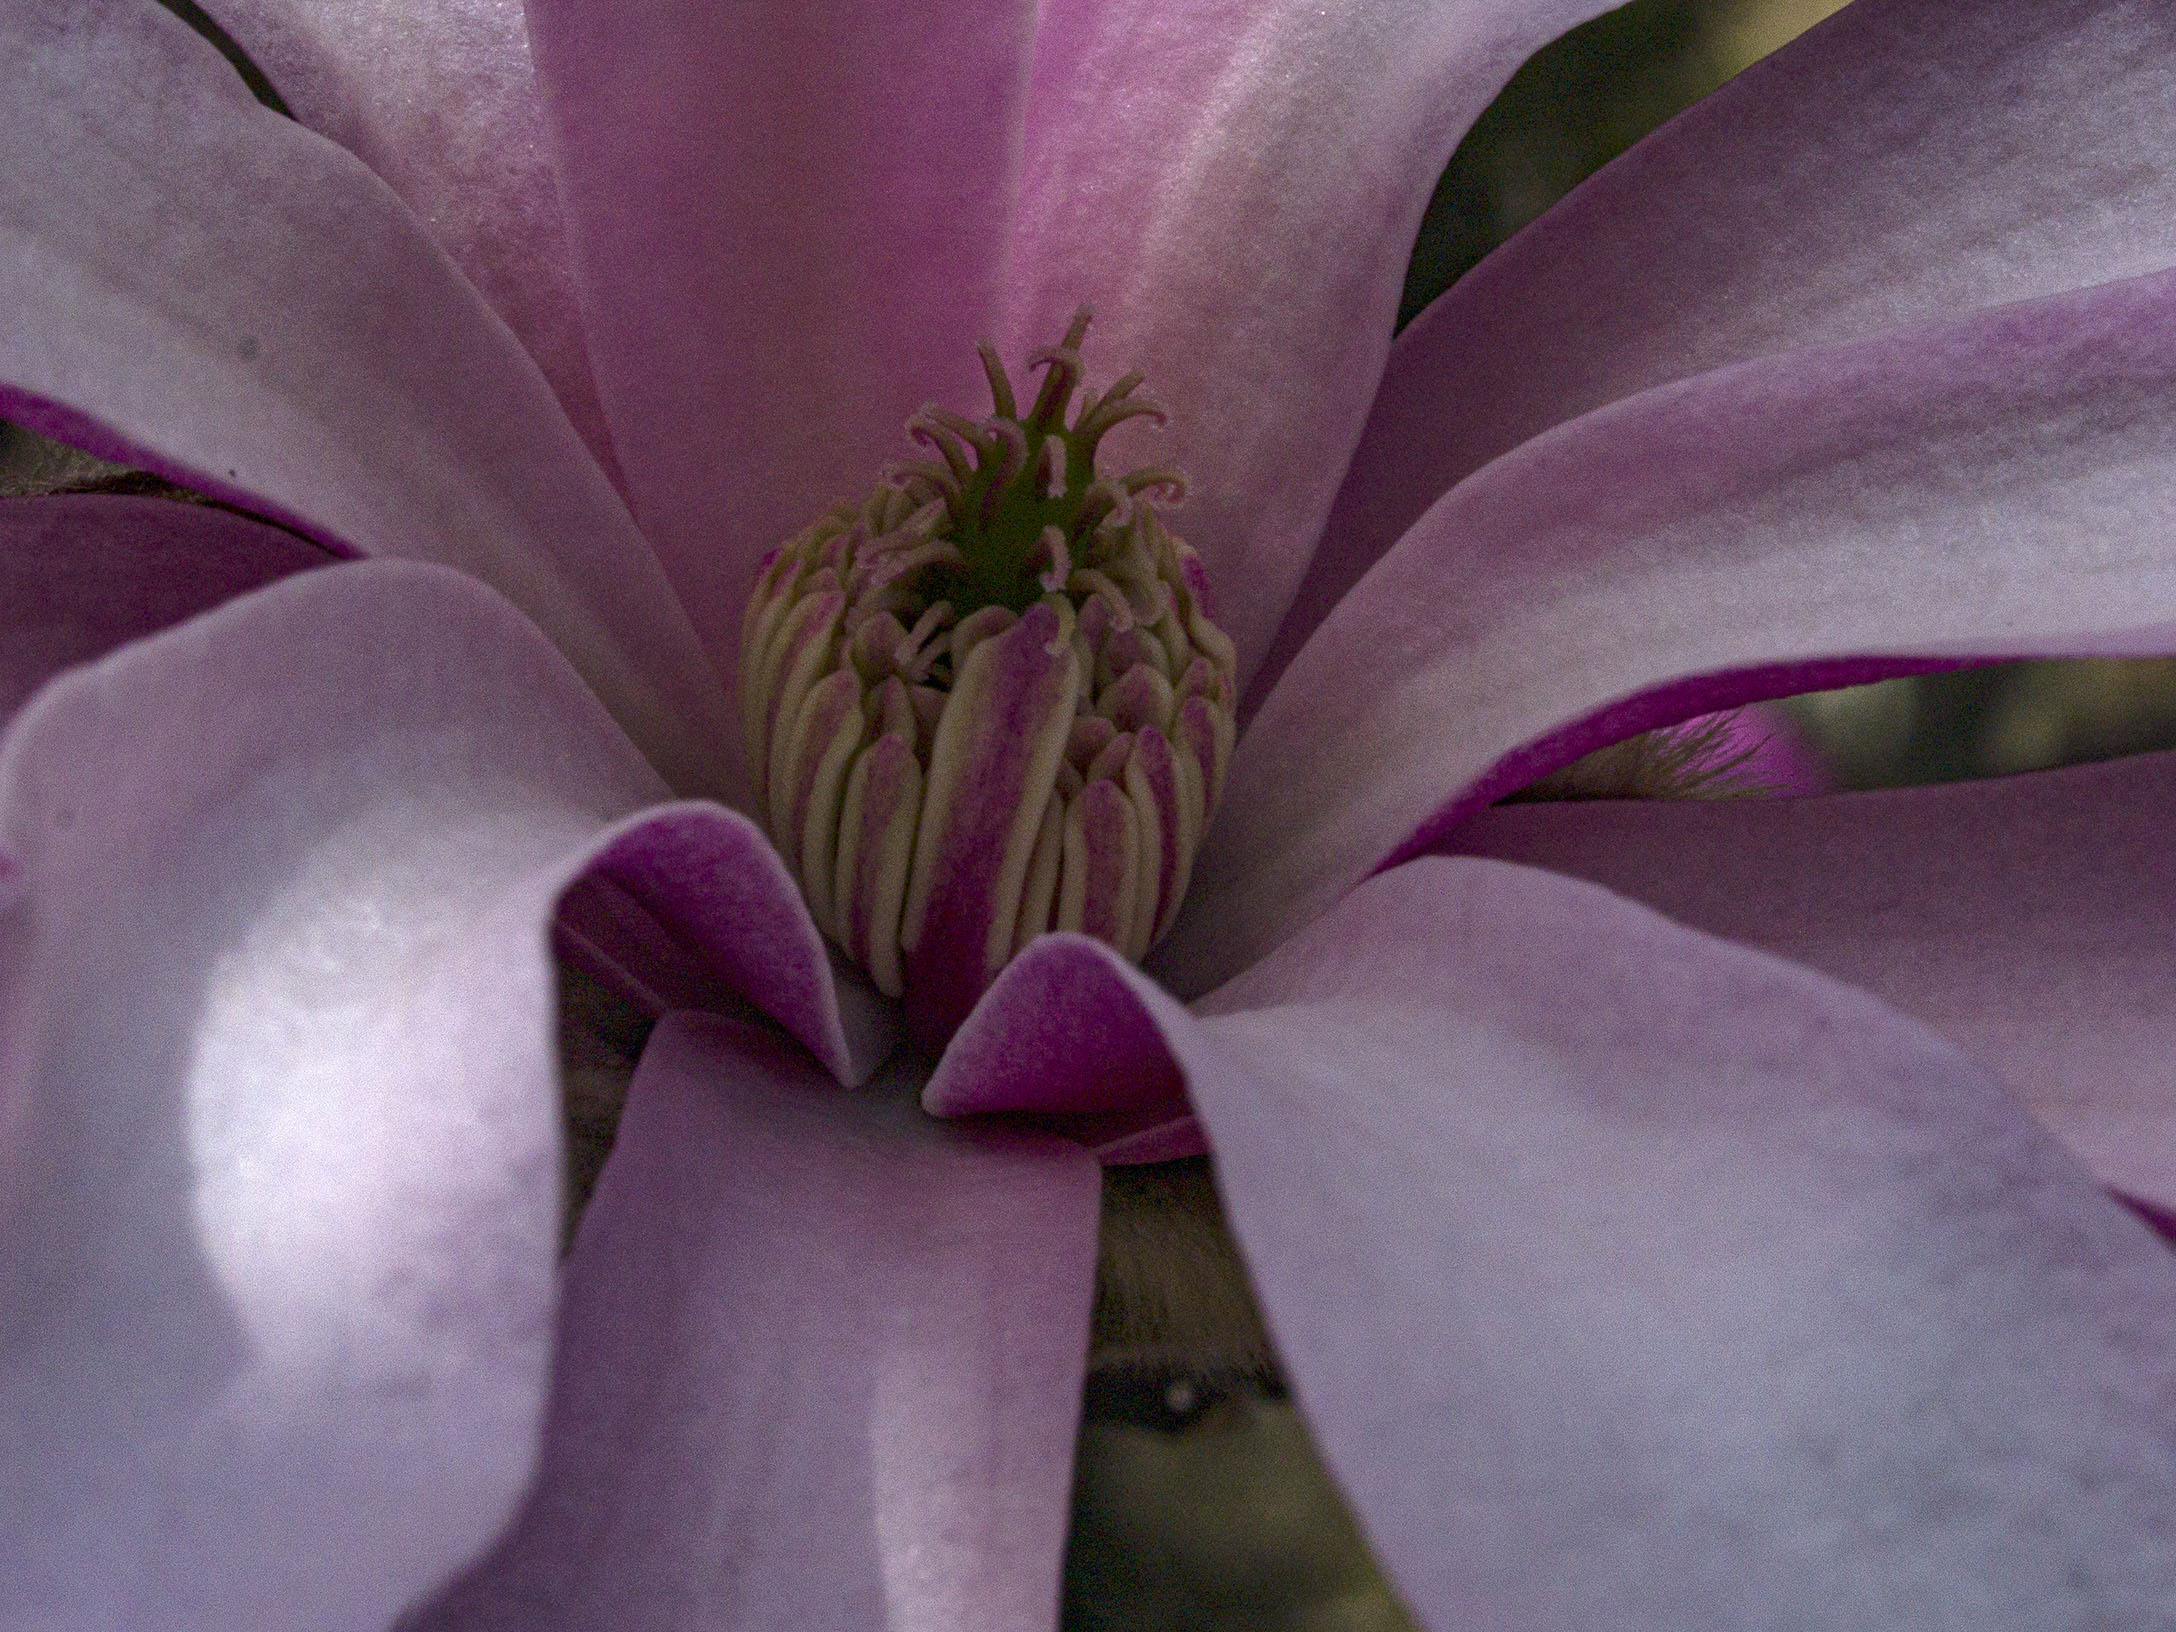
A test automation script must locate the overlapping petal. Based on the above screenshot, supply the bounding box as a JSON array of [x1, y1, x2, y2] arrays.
[[1264, 0, 2176, 689], [409, 1012, 1100, 1632], [1168, 266, 2176, 993], [522, 0, 1040, 677], [1453, 750, 2176, 1211], [0, 0, 732, 798], [12, 1, 2175, 1625], [966, 859, 2176, 1627], [0, 554, 915, 1628], [0, 560, 662, 1630], [1003, 0, 1626, 680], [201, 0, 621, 482], [0, 494, 326, 724]]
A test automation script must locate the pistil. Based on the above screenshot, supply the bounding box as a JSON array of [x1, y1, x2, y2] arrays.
[[740, 311, 1238, 1042]]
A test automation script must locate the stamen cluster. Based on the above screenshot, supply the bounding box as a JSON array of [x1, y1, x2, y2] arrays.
[[740, 312, 1237, 1033]]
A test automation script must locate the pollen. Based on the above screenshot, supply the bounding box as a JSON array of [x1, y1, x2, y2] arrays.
[[740, 310, 1238, 1040]]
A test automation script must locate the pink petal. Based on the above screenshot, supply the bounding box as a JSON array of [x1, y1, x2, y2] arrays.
[[926, 933, 1207, 1163], [0, 560, 672, 1629], [0, 553, 890, 1626], [408, 1012, 1100, 1632], [1452, 749, 2176, 1211], [1264, 0, 2176, 690], [1003, 0, 1627, 682], [1681, 703, 1831, 796], [200, 0, 623, 484], [926, 932, 1184, 1120], [901, 602, 1082, 1046], [521, 0, 1038, 675], [571, 804, 896, 1088], [1167, 266, 2176, 996], [0, 494, 327, 725], [2, 0, 734, 799], [1202, 859, 2176, 1627], [957, 858, 2176, 1623]]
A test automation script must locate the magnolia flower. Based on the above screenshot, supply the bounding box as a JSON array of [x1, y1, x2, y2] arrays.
[[7, 0, 2176, 1628]]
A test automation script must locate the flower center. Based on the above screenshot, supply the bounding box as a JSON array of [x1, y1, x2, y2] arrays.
[[740, 310, 1238, 1042]]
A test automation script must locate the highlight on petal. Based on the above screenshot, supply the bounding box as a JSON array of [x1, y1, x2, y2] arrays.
[[1167, 266, 2176, 995], [1003, 0, 1627, 681], [200, 0, 623, 482], [1451, 749, 2176, 1212], [407, 1012, 1101, 1632], [1145, 858, 2176, 1627], [1266, 0, 2176, 691], [522, 0, 1038, 676], [2, 0, 734, 800], [0, 559, 691, 1631], [0, 494, 327, 725]]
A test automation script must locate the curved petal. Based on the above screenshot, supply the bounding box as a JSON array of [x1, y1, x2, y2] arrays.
[[1002, 0, 1625, 682], [200, 0, 622, 484], [1263, 0, 2176, 691], [925, 933, 1205, 1164], [567, 803, 897, 1088], [976, 858, 2176, 1626], [522, 0, 1038, 673], [0, 560, 672, 1631], [927, 932, 1183, 1120], [0, 494, 327, 725], [1, 0, 734, 799], [1166, 266, 2176, 995], [408, 1011, 1100, 1632], [1452, 750, 2176, 1212], [0, 555, 896, 1627], [1686, 703, 1830, 796]]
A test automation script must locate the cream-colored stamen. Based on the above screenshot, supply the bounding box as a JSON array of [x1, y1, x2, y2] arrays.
[[739, 311, 1237, 1030]]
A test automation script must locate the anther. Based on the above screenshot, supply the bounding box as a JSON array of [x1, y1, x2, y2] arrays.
[[741, 310, 1238, 1044]]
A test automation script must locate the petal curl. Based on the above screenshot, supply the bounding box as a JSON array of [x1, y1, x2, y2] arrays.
[[1265, 0, 2176, 689], [0, 0, 732, 798], [926, 933, 1205, 1163], [522, 0, 1038, 673], [927, 933, 1183, 1120], [200, 0, 622, 481], [565, 804, 896, 1088], [1003, 0, 1625, 681], [1168, 267, 2176, 994], [0, 556, 885, 1628], [0, 494, 326, 725], [967, 859, 2176, 1626], [0, 560, 664, 1630], [1453, 750, 2176, 1211], [408, 1012, 1100, 1632]]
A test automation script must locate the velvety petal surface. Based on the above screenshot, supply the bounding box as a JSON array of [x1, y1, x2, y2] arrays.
[[1263, 0, 2176, 690], [1452, 751, 2176, 1211], [0, 494, 327, 724], [523, 0, 1038, 676], [0, 559, 683, 1631], [201, 0, 621, 482], [1003, 0, 1625, 681], [561, 804, 896, 1088], [928, 934, 1183, 1120], [974, 859, 2176, 1626], [925, 931, 1207, 1164], [1, 0, 732, 798], [410, 1011, 1101, 1632], [1167, 266, 2176, 994]]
